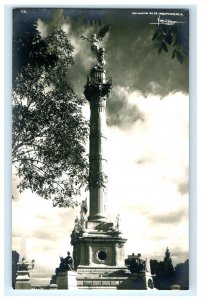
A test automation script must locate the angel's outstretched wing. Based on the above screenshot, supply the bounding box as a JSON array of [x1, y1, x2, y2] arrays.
[[97, 24, 111, 40]]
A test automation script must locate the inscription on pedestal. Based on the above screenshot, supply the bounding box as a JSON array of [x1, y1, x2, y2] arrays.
[[111, 281, 119, 286], [56, 274, 67, 289], [78, 268, 108, 274], [56, 271, 77, 289], [84, 280, 92, 286], [93, 281, 102, 286]]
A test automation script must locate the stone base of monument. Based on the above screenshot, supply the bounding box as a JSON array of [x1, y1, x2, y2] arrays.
[[15, 271, 32, 289], [56, 271, 77, 289], [76, 267, 154, 290], [76, 265, 131, 289], [49, 283, 58, 289], [71, 218, 138, 289], [117, 271, 154, 290]]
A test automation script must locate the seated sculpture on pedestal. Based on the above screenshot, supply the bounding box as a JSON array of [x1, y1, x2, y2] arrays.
[[125, 253, 146, 273], [59, 251, 74, 272]]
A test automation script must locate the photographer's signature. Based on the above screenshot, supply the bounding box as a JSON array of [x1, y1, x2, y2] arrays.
[[150, 15, 185, 26]]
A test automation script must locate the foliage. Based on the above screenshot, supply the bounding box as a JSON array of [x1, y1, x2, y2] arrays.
[[150, 247, 175, 290], [12, 250, 20, 289], [164, 247, 174, 274], [174, 259, 189, 289], [12, 27, 89, 207], [88, 171, 108, 190], [150, 251, 189, 290], [152, 23, 189, 63]]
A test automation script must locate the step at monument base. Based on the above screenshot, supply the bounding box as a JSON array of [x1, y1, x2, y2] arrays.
[[76, 265, 130, 289]]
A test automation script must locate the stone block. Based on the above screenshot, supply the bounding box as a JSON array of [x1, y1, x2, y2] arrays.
[[93, 281, 101, 286], [49, 284, 58, 289], [56, 271, 77, 289], [111, 281, 119, 286], [102, 281, 111, 286], [15, 281, 32, 290], [84, 280, 92, 286]]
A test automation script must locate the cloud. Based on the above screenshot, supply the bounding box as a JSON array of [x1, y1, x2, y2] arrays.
[[106, 86, 144, 128], [146, 207, 188, 224], [178, 181, 189, 195], [36, 19, 48, 38], [37, 9, 65, 37], [105, 12, 189, 97], [35, 8, 189, 101], [170, 249, 189, 264], [104, 90, 188, 265], [12, 185, 80, 284], [106, 86, 187, 132], [36, 9, 106, 94]]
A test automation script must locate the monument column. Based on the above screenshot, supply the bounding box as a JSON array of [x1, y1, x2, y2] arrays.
[[84, 65, 111, 222], [71, 29, 128, 288]]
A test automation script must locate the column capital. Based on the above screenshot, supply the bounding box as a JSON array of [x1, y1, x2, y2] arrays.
[[84, 65, 112, 103]]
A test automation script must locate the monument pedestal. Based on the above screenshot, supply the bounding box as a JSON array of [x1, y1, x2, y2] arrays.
[[15, 270, 32, 290], [71, 219, 131, 289], [117, 271, 154, 290], [76, 265, 130, 289], [15, 258, 35, 290], [56, 271, 77, 290]]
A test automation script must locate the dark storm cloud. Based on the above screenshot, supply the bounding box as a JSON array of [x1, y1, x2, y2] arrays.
[[146, 207, 188, 224], [106, 89, 144, 128], [68, 9, 188, 128], [34, 8, 189, 96], [66, 9, 189, 97], [102, 10, 189, 96], [14, 8, 189, 129]]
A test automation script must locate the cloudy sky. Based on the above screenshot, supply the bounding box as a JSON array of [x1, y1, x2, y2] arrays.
[[12, 8, 189, 286]]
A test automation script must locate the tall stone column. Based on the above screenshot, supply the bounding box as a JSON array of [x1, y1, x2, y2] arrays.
[[70, 30, 129, 289], [84, 66, 112, 222]]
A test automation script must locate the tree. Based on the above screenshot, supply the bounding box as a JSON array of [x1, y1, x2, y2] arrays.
[[152, 22, 189, 63], [12, 250, 20, 289], [163, 247, 175, 288], [150, 247, 175, 289], [12, 26, 89, 207], [174, 259, 189, 289]]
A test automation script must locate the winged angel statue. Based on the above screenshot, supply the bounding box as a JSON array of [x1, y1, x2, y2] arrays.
[[81, 24, 111, 67]]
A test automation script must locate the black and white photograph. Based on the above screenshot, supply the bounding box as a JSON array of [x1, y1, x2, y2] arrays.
[[11, 6, 190, 292]]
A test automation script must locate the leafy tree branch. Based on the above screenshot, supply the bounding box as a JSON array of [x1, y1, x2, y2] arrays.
[[13, 26, 89, 207]]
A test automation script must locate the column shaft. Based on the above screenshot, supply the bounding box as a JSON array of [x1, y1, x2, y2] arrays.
[[88, 101, 107, 221]]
